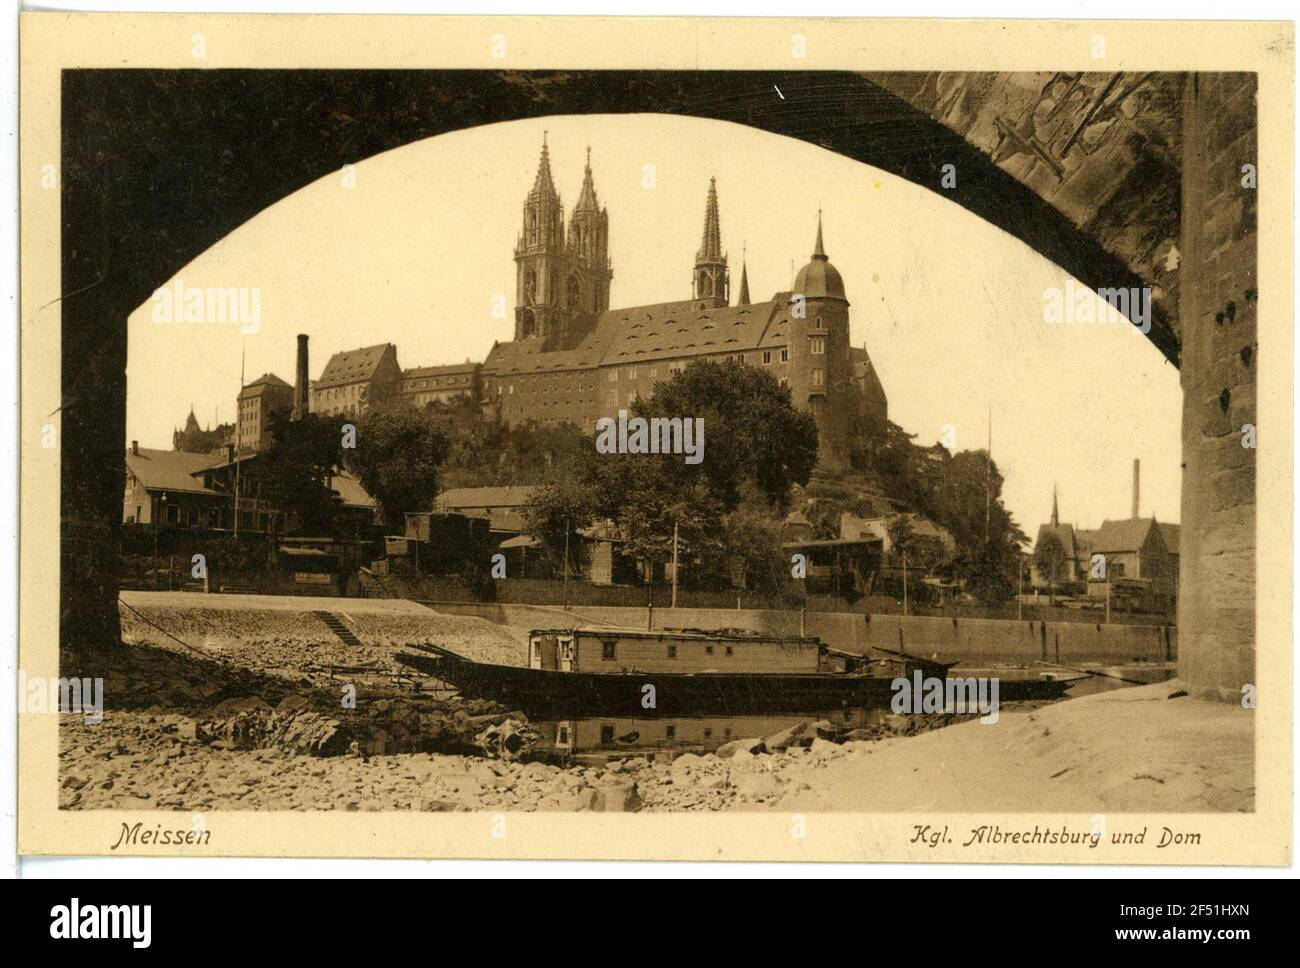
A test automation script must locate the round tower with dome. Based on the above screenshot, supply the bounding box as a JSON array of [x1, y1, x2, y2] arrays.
[[787, 213, 853, 472]]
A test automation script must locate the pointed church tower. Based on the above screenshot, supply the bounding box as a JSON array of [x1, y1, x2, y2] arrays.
[[565, 146, 613, 317], [692, 178, 729, 309], [737, 246, 751, 305], [514, 134, 568, 344]]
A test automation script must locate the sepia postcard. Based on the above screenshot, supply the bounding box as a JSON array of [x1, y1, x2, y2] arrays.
[[16, 13, 1295, 865]]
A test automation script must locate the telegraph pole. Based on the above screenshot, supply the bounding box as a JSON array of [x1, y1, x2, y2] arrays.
[[562, 515, 570, 608], [670, 519, 679, 609], [233, 343, 244, 542]]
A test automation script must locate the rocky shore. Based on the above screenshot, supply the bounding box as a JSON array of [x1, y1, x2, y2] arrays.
[[61, 592, 1106, 814], [59, 705, 963, 812]]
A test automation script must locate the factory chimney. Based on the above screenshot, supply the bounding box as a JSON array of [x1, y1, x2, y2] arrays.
[[293, 334, 309, 419], [1131, 458, 1141, 519]]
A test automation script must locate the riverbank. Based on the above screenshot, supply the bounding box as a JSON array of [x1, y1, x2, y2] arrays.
[[60, 678, 1250, 813], [57, 592, 1248, 814]]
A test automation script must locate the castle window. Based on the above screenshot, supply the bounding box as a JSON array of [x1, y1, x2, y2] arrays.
[[815, 316, 823, 330], [781, 348, 790, 362], [812, 368, 824, 386], [609, 370, 618, 382], [628, 369, 636, 380], [762, 351, 772, 365]]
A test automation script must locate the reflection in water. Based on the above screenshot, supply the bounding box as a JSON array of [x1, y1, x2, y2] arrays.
[[533, 706, 895, 763]]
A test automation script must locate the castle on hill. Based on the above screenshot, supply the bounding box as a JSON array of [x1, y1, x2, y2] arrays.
[[237, 137, 889, 473]]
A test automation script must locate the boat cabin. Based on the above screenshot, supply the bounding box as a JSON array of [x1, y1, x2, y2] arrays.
[[527, 627, 828, 675]]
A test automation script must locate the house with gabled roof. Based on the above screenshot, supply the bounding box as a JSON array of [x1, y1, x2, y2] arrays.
[[310, 342, 402, 417]]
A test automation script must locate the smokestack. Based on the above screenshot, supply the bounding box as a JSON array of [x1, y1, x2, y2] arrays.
[[293, 333, 309, 419], [1132, 458, 1141, 519], [130, 440, 139, 456]]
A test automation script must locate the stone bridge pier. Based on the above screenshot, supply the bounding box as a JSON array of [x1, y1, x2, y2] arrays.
[[1177, 74, 1257, 701]]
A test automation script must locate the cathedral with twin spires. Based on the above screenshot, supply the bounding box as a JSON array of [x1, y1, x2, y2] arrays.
[[481, 137, 889, 473]]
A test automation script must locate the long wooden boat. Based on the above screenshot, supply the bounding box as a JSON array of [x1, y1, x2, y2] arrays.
[[395, 626, 1072, 715]]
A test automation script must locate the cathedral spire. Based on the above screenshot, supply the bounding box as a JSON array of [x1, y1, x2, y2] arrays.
[[812, 208, 827, 260], [692, 178, 728, 307], [574, 145, 599, 212], [531, 131, 558, 199], [738, 246, 751, 305], [697, 177, 722, 261]]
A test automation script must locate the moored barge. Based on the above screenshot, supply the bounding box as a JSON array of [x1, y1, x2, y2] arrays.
[[396, 626, 1072, 715]]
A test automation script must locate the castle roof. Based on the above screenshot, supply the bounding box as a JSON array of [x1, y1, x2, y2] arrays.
[[483, 292, 802, 377], [316, 343, 396, 389]]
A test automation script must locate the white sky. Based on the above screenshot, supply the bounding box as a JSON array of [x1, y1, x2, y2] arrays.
[[125, 112, 1182, 536]]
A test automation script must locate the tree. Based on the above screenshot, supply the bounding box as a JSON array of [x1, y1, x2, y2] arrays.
[[345, 401, 450, 532], [260, 409, 348, 535], [886, 514, 915, 612], [961, 537, 1018, 606], [522, 360, 819, 590], [636, 359, 819, 511], [721, 488, 798, 601], [425, 397, 589, 490], [1034, 531, 1067, 606]]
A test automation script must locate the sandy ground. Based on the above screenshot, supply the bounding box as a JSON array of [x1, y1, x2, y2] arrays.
[[765, 682, 1254, 812]]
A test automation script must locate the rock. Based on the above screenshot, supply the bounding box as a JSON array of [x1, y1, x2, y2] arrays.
[[474, 719, 539, 761], [518, 761, 555, 782], [670, 753, 707, 775], [762, 721, 836, 752], [418, 798, 463, 812], [275, 695, 312, 716], [594, 783, 642, 812], [731, 772, 782, 800], [809, 738, 845, 758], [211, 697, 273, 718], [716, 737, 766, 759]]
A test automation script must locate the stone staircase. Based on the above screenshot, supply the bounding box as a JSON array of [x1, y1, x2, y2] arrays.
[[312, 610, 363, 647]]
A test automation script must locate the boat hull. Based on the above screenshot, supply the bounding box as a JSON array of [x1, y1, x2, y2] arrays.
[[396, 651, 1071, 716]]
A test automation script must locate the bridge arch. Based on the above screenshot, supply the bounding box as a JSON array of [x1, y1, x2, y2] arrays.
[[61, 69, 1254, 698]]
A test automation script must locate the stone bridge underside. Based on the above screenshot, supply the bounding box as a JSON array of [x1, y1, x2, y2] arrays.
[[59, 69, 1254, 698]]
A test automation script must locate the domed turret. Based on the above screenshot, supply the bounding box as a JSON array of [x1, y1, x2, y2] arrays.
[[792, 213, 847, 303]]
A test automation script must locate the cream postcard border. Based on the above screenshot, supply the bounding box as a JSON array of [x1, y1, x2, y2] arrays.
[[17, 13, 1295, 864]]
